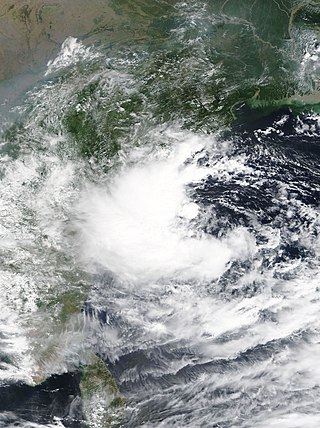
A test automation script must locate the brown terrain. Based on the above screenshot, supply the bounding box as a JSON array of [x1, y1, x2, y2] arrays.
[[0, 0, 175, 110], [0, 0, 124, 81]]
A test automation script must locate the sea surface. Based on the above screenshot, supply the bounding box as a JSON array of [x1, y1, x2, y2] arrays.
[[1, 1, 320, 427]]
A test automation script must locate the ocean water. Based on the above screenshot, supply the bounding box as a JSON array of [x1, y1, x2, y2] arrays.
[[1, 1, 320, 427]]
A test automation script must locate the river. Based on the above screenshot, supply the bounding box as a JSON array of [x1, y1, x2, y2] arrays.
[[0, 1, 320, 427]]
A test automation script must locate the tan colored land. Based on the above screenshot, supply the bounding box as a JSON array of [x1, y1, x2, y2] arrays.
[[0, 0, 130, 80], [289, 89, 320, 105]]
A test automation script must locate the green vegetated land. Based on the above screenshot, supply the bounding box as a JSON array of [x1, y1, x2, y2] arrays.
[[1, 1, 320, 426], [61, 0, 320, 143], [2, 0, 320, 134]]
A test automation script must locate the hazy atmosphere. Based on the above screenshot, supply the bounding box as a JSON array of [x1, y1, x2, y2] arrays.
[[0, 1, 320, 427]]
